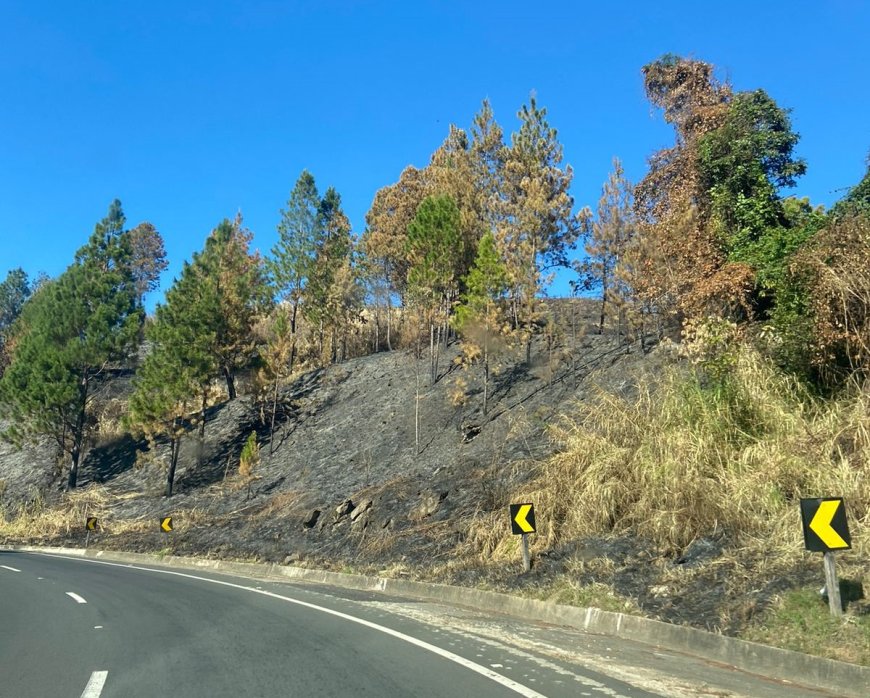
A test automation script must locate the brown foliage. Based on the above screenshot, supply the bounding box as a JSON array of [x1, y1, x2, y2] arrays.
[[796, 213, 870, 382]]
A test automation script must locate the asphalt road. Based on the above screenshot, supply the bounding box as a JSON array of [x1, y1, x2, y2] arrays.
[[2, 550, 845, 698], [0, 551, 661, 698]]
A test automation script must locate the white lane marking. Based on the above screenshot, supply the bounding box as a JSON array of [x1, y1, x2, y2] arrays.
[[35, 554, 546, 698], [80, 670, 108, 698], [94, 625, 103, 629], [66, 592, 88, 604], [1, 564, 21, 572]]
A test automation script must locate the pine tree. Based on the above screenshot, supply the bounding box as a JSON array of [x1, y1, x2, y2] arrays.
[[360, 165, 427, 349], [304, 187, 353, 361], [0, 200, 140, 490], [406, 194, 462, 382], [0, 268, 32, 374], [126, 222, 168, 307], [198, 215, 269, 400], [575, 158, 636, 336], [269, 170, 323, 370], [127, 257, 217, 496], [454, 232, 508, 414], [496, 96, 583, 362]]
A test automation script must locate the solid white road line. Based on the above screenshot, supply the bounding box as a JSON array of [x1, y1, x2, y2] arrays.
[[66, 591, 88, 604], [0, 564, 21, 572], [79, 670, 108, 698], [37, 553, 547, 698]]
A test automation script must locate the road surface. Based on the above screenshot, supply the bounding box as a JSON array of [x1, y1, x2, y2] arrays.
[[0, 551, 835, 697]]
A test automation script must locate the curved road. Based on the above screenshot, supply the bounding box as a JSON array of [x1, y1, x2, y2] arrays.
[[0, 551, 839, 697]]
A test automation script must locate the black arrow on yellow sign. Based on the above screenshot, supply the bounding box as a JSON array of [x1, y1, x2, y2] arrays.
[[509, 503, 536, 535], [160, 517, 173, 532], [86, 517, 98, 531], [800, 498, 850, 552]]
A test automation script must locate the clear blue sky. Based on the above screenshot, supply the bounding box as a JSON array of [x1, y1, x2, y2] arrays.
[[1, 1, 868, 305]]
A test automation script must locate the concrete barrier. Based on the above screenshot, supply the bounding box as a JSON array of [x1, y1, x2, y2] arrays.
[[5, 545, 867, 697]]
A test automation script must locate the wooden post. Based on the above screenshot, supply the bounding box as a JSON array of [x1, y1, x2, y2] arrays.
[[84, 504, 90, 549], [521, 533, 530, 572], [823, 551, 843, 617]]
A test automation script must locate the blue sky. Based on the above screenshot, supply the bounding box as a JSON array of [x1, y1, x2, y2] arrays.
[[1, 1, 868, 305]]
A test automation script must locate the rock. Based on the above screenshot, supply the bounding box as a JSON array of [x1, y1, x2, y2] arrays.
[[334, 499, 355, 521], [302, 509, 321, 529], [351, 510, 370, 529], [283, 552, 301, 565], [461, 423, 481, 443], [350, 499, 372, 522], [410, 490, 448, 520]]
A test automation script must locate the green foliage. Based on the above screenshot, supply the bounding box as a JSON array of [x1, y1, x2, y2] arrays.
[[406, 194, 462, 303], [454, 232, 508, 328], [0, 268, 31, 333], [197, 216, 270, 398], [239, 431, 260, 478], [0, 200, 141, 489], [269, 170, 322, 304], [698, 89, 808, 299]]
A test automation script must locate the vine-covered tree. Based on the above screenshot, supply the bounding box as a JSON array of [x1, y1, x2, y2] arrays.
[[0, 200, 140, 490]]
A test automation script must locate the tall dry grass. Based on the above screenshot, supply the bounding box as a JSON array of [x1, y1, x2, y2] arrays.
[[468, 345, 869, 561]]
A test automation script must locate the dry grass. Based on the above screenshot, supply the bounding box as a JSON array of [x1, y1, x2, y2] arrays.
[[509, 347, 869, 562]]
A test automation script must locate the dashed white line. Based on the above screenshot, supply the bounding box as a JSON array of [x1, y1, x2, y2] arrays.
[[79, 670, 108, 698], [37, 554, 547, 698], [66, 592, 88, 604], [1, 564, 21, 572]]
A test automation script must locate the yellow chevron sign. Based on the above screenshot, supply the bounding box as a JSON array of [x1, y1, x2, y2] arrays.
[[86, 517, 98, 531], [510, 503, 536, 535], [800, 498, 850, 552], [160, 517, 173, 532]]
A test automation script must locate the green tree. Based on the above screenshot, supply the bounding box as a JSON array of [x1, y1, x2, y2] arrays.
[[0, 268, 32, 373], [698, 89, 808, 307], [304, 187, 353, 361], [127, 256, 217, 496], [0, 201, 140, 490], [454, 232, 509, 414], [269, 170, 322, 370], [198, 215, 269, 400], [406, 194, 462, 382]]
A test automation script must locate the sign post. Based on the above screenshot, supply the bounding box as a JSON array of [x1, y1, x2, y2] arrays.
[[800, 497, 851, 618], [509, 503, 536, 572]]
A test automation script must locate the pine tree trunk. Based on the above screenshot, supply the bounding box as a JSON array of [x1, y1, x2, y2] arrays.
[[166, 430, 180, 497], [386, 295, 393, 351], [290, 301, 299, 371], [199, 391, 207, 439], [269, 379, 279, 455], [67, 371, 89, 491], [224, 366, 236, 400]]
